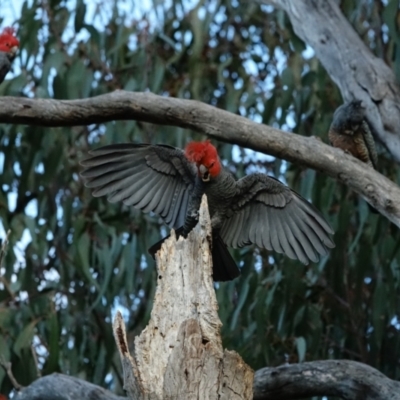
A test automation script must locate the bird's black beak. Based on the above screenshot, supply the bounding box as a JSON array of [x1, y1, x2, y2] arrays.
[[199, 164, 210, 182]]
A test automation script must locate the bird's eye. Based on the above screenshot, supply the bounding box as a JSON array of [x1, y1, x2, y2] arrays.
[[209, 162, 214, 168]]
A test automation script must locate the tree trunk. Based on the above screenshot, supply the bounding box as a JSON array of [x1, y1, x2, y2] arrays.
[[263, 0, 400, 162], [113, 195, 254, 399], [253, 360, 400, 400]]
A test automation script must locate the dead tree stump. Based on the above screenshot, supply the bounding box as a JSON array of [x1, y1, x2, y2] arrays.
[[113, 195, 254, 400]]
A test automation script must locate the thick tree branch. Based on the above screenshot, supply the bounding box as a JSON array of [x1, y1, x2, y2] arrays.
[[14, 373, 127, 400], [14, 359, 400, 400], [253, 360, 400, 400], [0, 90, 398, 226], [263, 0, 400, 162]]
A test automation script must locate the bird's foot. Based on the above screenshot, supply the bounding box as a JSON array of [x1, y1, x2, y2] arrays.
[[190, 210, 199, 220]]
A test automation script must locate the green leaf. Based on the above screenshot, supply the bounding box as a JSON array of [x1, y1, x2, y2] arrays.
[[76, 232, 99, 290], [74, 0, 87, 32], [293, 306, 305, 329], [13, 320, 36, 358], [0, 334, 10, 386], [281, 67, 294, 89], [372, 279, 387, 347], [302, 71, 317, 87], [230, 275, 251, 330], [0, 308, 12, 327], [295, 336, 306, 363], [43, 313, 60, 374]]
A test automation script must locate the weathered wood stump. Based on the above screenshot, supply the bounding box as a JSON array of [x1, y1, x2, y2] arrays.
[[113, 195, 254, 400]]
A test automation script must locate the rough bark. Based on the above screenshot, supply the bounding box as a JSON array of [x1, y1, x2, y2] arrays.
[[253, 360, 400, 400], [263, 0, 400, 162], [0, 90, 398, 226], [14, 373, 127, 400], [113, 195, 254, 399]]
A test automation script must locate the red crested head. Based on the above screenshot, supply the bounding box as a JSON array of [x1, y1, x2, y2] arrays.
[[0, 27, 19, 54], [185, 140, 221, 180]]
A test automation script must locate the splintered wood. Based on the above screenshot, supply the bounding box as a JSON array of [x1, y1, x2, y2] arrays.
[[113, 195, 253, 400]]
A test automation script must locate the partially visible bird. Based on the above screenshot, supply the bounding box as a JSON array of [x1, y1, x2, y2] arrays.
[[329, 100, 378, 169], [0, 26, 19, 84], [0, 27, 19, 55], [81, 140, 335, 281], [329, 100, 379, 212]]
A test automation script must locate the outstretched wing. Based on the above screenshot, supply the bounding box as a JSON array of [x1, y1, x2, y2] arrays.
[[80, 143, 196, 229], [220, 174, 335, 264]]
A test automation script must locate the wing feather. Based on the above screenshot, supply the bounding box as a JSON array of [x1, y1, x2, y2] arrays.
[[107, 173, 151, 203], [230, 209, 246, 248], [80, 143, 195, 229], [241, 206, 252, 247], [220, 174, 334, 264], [164, 181, 185, 226], [295, 195, 334, 235], [149, 177, 173, 215], [261, 204, 273, 251], [273, 210, 297, 260], [284, 215, 312, 264], [290, 208, 329, 256], [281, 218, 308, 263], [220, 214, 234, 247], [269, 210, 284, 254], [294, 197, 335, 249], [84, 163, 145, 188], [254, 210, 265, 249], [131, 174, 164, 210]]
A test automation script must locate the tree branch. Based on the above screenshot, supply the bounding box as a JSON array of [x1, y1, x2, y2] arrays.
[[13, 373, 127, 400], [262, 0, 400, 162], [14, 359, 400, 400], [253, 360, 400, 400], [0, 90, 398, 226], [0, 359, 23, 391]]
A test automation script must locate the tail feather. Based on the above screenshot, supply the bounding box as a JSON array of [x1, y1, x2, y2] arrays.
[[211, 235, 240, 281], [148, 229, 240, 282]]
